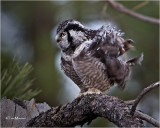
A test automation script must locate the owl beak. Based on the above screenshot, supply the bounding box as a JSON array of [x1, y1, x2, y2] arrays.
[[55, 35, 60, 43]]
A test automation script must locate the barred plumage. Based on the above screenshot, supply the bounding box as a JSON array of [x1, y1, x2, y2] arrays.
[[56, 19, 143, 93]]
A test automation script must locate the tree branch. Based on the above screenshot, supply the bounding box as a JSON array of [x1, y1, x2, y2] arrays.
[[135, 111, 160, 127], [27, 94, 144, 127], [130, 81, 160, 115], [1, 82, 159, 127], [107, 0, 160, 25]]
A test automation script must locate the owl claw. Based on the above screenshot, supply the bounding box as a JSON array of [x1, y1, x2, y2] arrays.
[[78, 88, 102, 97]]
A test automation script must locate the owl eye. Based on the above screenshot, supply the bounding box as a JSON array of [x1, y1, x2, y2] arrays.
[[61, 32, 66, 37]]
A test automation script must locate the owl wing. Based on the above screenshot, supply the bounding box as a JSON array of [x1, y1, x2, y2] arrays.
[[90, 26, 134, 57], [72, 49, 111, 92], [88, 39, 120, 58], [88, 31, 123, 58], [90, 47, 130, 89], [104, 57, 130, 89]]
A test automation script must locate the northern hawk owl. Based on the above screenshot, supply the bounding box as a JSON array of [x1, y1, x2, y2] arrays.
[[55, 19, 143, 93]]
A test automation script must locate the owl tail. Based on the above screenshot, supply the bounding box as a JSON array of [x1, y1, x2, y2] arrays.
[[126, 53, 144, 66]]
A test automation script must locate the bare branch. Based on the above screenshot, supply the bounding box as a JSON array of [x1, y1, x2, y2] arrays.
[[107, 0, 160, 25], [135, 111, 160, 127], [27, 94, 144, 127], [130, 81, 160, 115], [2, 83, 159, 127]]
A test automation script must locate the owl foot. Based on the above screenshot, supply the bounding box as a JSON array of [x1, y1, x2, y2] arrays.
[[77, 88, 102, 98]]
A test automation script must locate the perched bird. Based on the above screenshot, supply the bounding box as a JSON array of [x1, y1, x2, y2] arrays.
[[55, 19, 143, 93]]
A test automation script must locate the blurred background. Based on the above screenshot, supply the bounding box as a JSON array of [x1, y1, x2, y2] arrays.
[[1, 1, 159, 127]]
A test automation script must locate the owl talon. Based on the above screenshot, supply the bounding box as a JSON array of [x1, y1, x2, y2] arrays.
[[77, 88, 102, 98]]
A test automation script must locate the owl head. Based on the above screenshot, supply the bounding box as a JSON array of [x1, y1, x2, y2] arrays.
[[55, 19, 88, 52]]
